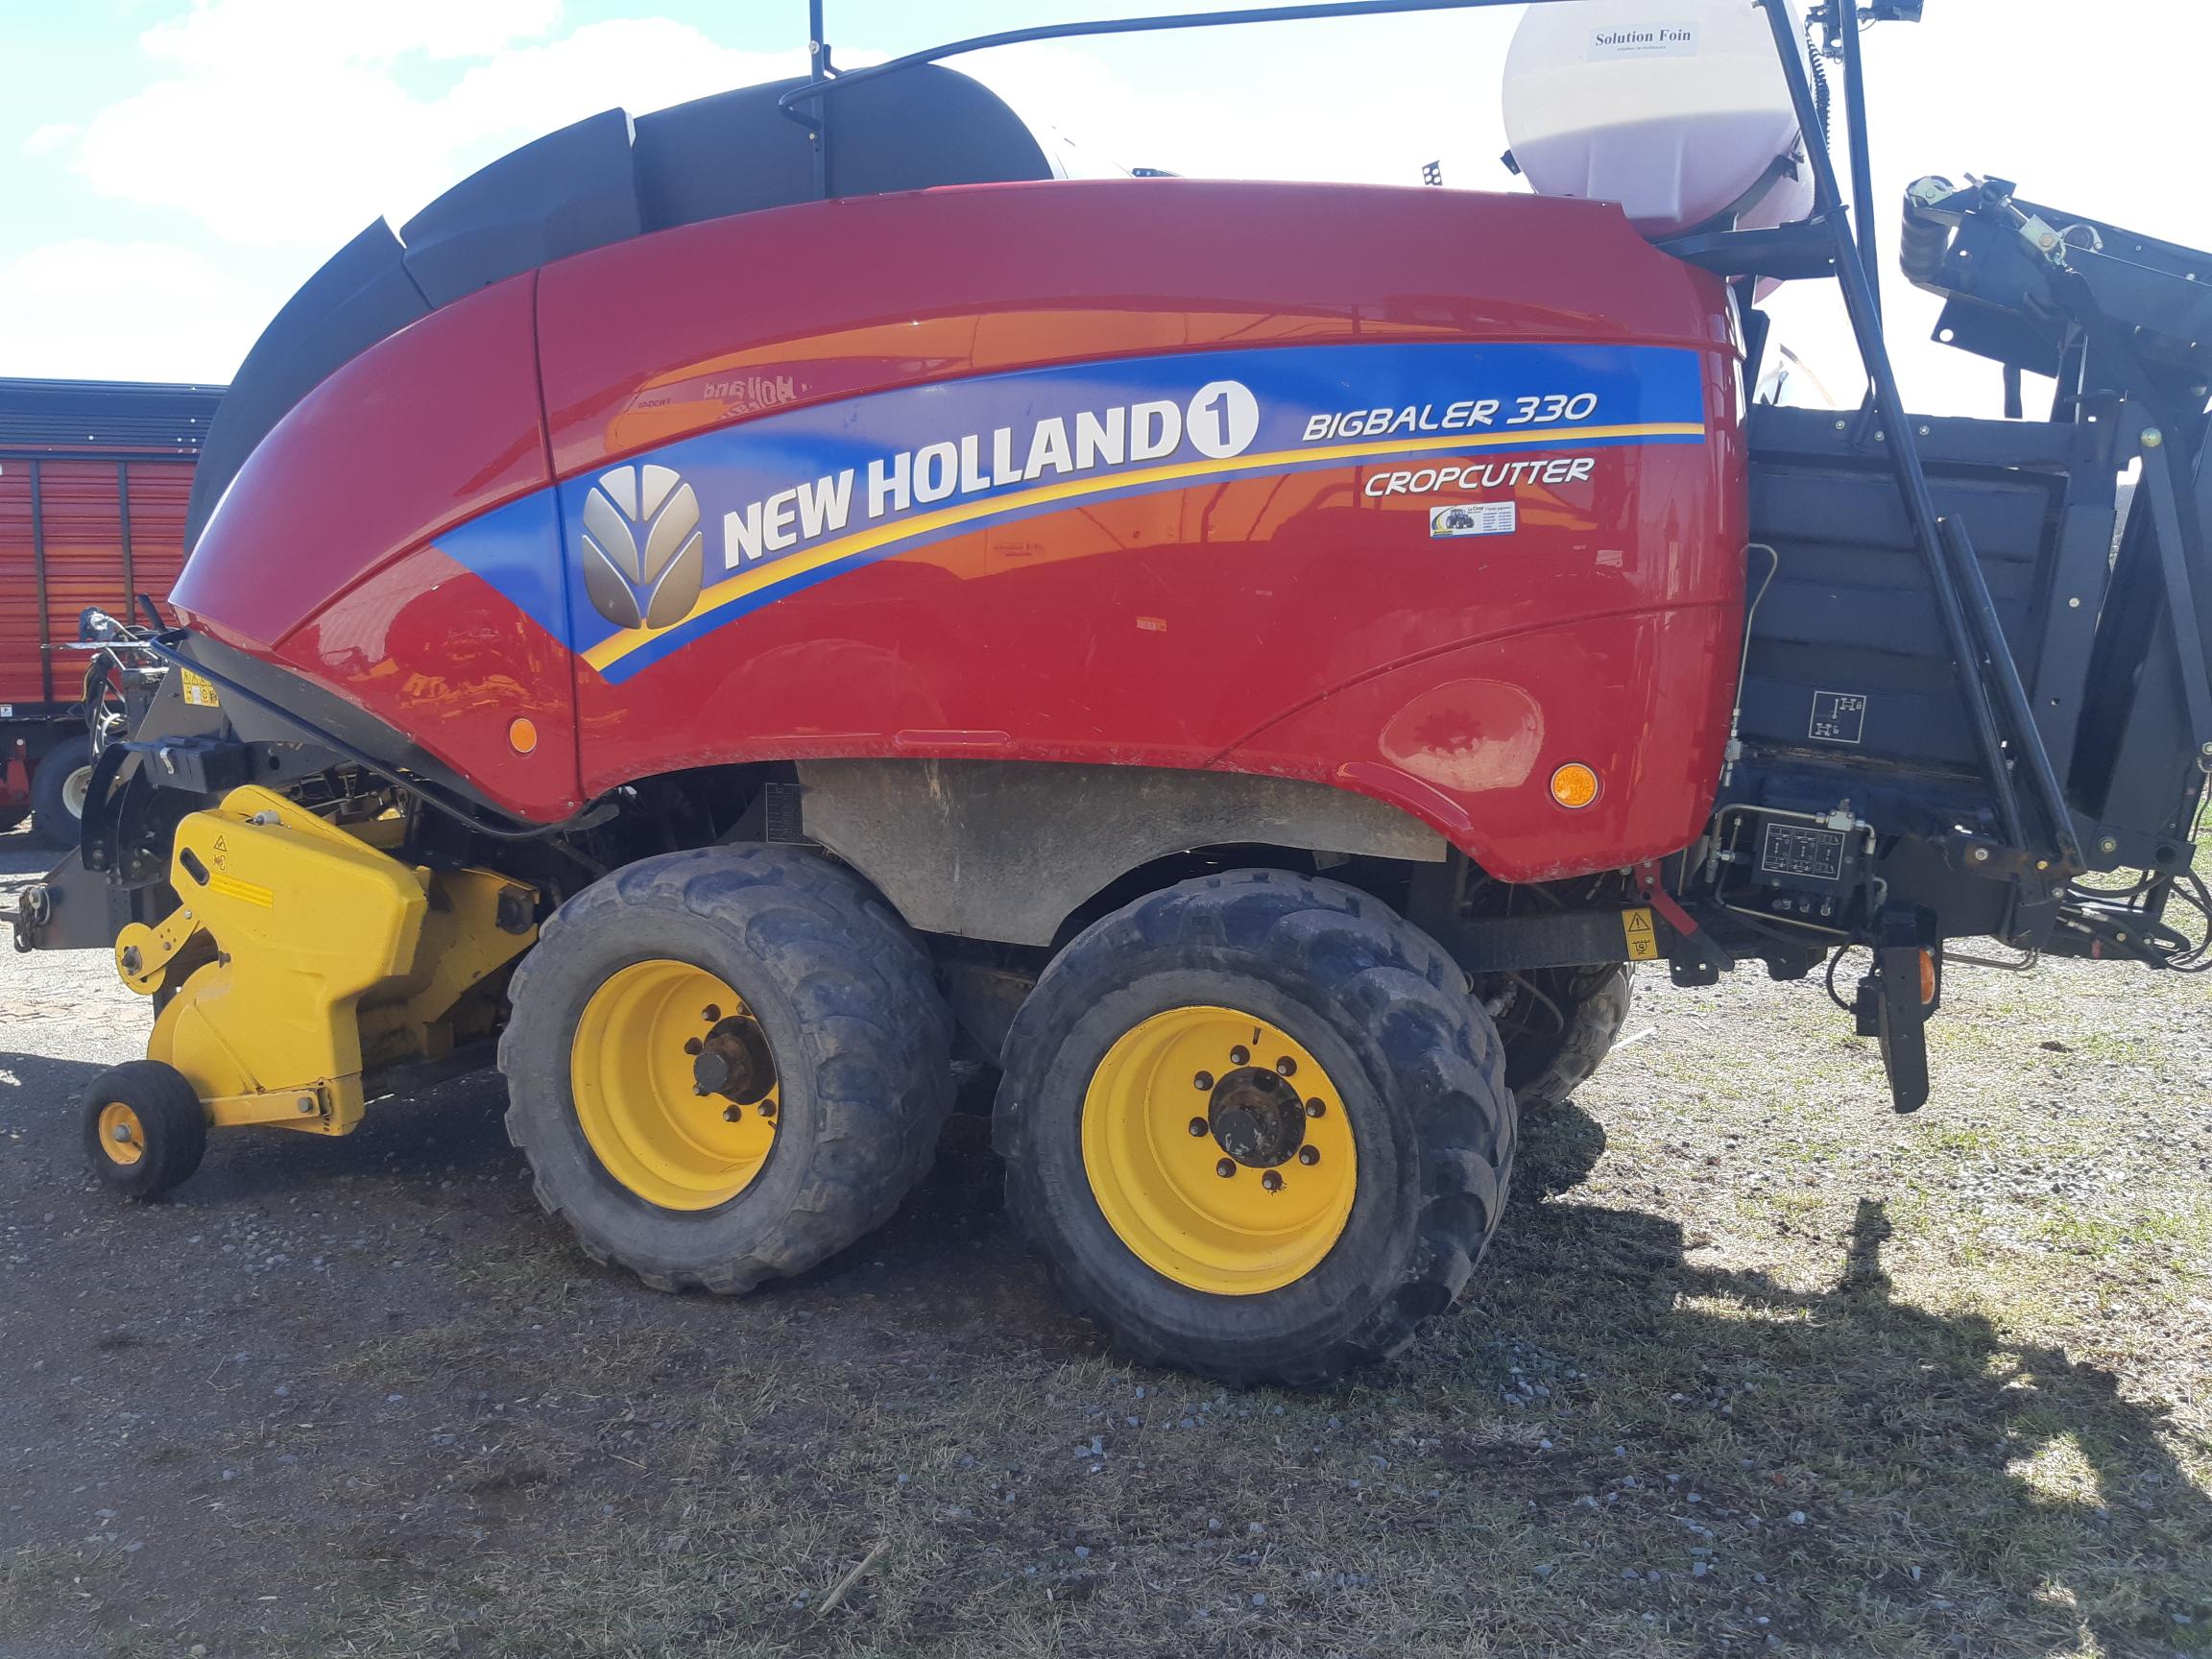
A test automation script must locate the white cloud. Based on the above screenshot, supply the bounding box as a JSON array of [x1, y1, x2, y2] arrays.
[[429, 20, 808, 184], [140, 0, 563, 70], [24, 0, 2212, 409], [0, 241, 270, 381], [75, 65, 449, 249], [962, 29, 1507, 188], [62, 5, 809, 252], [23, 123, 79, 157]]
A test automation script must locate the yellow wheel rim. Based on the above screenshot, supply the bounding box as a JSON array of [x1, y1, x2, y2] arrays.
[[97, 1102, 146, 1166], [1081, 1005, 1358, 1295], [569, 959, 780, 1211]]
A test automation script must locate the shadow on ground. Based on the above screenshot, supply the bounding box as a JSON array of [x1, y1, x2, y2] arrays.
[[1473, 1097, 2210, 1655], [0, 1037, 2204, 1655]]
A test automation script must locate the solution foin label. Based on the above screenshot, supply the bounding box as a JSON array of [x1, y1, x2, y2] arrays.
[[1588, 25, 1699, 59]]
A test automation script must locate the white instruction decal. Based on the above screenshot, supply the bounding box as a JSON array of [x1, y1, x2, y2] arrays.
[[1809, 689, 1868, 745], [1431, 502, 1518, 540]]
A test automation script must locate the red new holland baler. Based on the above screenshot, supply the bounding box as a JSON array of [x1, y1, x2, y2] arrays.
[[14, 0, 2210, 1382]]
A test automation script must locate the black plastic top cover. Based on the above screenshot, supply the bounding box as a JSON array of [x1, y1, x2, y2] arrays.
[[184, 65, 1051, 555], [398, 108, 644, 308], [633, 64, 1052, 230], [183, 221, 431, 549]]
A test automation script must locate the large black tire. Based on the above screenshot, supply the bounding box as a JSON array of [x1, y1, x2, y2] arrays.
[[82, 1059, 208, 1199], [29, 732, 94, 850], [499, 846, 954, 1293], [1501, 963, 1636, 1110], [997, 870, 1514, 1385]]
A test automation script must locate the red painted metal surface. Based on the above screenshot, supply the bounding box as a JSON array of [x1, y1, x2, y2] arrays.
[[172, 179, 1746, 880], [173, 276, 548, 655], [538, 180, 1732, 476], [171, 275, 580, 819], [275, 550, 581, 821], [0, 457, 194, 709]]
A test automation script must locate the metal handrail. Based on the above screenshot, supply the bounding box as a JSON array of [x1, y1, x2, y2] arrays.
[[777, 0, 1527, 126]]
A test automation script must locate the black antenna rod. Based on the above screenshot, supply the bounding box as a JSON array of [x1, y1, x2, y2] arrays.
[[805, 0, 831, 199]]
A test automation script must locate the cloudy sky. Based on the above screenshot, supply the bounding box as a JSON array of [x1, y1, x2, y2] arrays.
[[3, 1, 2207, 419]]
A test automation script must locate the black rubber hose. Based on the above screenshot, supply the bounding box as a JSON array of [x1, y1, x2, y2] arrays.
[[132, 631, 610, 844], [1803, 12, 1834, 151]]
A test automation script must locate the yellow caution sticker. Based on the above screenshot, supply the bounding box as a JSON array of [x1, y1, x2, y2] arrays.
[[207, 871, 275, 909], [1621, 907, 1660, 962], [179, 669, 221, 708]]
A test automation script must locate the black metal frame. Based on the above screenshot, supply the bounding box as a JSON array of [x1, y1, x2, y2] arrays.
[[1745, 3, 2079, 870]]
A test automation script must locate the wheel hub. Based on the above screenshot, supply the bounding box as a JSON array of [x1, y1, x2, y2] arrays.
[[569, 960, 781, 1211], [1080, 1004, 1358, 1295], [96, 1102, 145, 1166], [693, 1015, 774, 1104], [60, 763, 93, 821], [1207, 1068, 1306, 1167]]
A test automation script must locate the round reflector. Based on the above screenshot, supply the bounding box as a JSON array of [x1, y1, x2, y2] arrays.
[[1549, 762, 1599, 809]]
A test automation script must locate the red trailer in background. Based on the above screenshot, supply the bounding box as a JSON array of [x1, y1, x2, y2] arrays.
[[0, 379, 222, 844]]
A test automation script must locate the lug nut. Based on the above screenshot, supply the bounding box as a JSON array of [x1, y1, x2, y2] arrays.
[[702, 1004, 722, 1022], [1188, 1118, 1210, 1137], [1215, 1159, 1237, 1179], [1262, 1171, 1284, 1192], [1305, 1098, 1326, 1118], [759, 1101, 777, 1118], [1193, 1070, 1214, 1091], [723, 1106, 741, 1122], [1275, 1056, 1296, 1077], [1229, 1046, 1250, 1066], [684, 1037, 705, 1055], [1298, 1146, 1320, 1166]]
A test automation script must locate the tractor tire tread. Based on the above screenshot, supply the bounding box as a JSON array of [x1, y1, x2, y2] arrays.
[[999, 870, 1513, 1386], [1510, 963, 1636, 1110], [81, 1058, 208, 1200], [29, 731, 93, 851], [500, 845, 951, 1295]]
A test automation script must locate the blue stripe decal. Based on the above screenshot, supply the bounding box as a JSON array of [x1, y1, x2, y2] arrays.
[[434, 340, 1711, 681]]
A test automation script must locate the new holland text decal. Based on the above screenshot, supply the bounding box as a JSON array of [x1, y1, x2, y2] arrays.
[[436, 341, 1708, 684]]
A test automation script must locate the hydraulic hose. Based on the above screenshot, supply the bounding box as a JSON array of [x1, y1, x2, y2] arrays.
[[131, 632, 612, 844]]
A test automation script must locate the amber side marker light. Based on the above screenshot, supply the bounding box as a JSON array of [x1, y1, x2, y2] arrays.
[[509, 717, 539, 756], [1549, 762, 1600, 809]]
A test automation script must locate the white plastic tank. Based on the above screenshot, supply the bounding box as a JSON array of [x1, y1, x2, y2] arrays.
[[1502, 0, 1817, 237]]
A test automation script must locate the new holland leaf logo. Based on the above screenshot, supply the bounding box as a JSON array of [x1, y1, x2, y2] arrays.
[[581, 464, 704, 631]]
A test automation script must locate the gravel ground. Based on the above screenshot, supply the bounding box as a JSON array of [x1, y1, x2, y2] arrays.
[[1, 823, 2207, 1658]]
